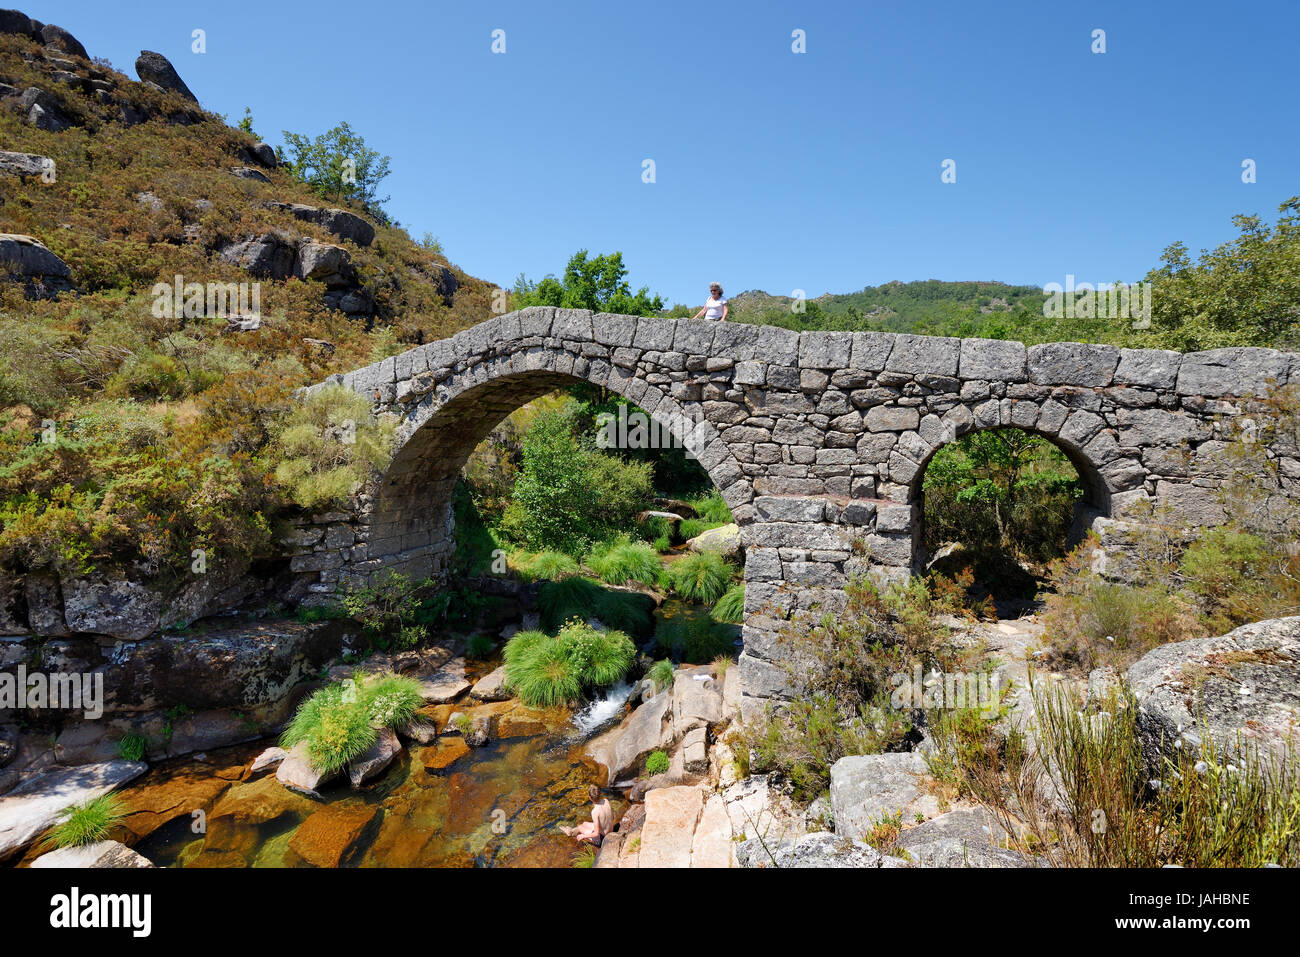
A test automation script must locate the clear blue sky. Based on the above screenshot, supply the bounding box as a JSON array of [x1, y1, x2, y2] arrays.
[[42, 0, 1300, 306]]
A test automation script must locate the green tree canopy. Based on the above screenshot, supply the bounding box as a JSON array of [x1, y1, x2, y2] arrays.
[[513, 250, 664, 316], [279, 121, 392, 220]]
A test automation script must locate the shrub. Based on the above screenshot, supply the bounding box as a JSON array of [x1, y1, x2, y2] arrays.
[[1179, 527, 1299, 633], [359, 673, 422, 729], [340, 570, 432, 646], [644, 750, 671, 776], [669, 552, 733, 603], [268, 384, 394, 510], [43, 794, 126, 849], [502, 620, 636, 708], [585, 537, 661, 586], [513, 549, 580, 582], [690, 490, 733, 525], [711, 584, 745, 624]]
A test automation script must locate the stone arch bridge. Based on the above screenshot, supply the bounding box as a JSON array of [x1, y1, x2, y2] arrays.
[[296, 308, 1300, 713]]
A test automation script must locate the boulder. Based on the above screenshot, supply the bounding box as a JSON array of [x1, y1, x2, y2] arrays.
[[285, 803, 378, 867], [0, 760, 147, 861], [638, 785, 702, 868], [245, 142, 277, 168], [0, 150, 50, 177], [59, 574, 163, 641], [690, 793, 732, 867], [275, 741, 337, 796], [470, 665, 510, 702], [585, 687, 673, 782], [0, 232, 72, 298], [346, 728, 401, 788], [767, 831, 908, 869], [1128, 616, 1300, 773], [219, 234, 295, 280], [20, 86, 69, 131], [896, 806, 1036, 867], [40, 23, 87, 59], [721, 773, 806, 849], [249, 747, 287, 774], [686, 523, 743, 561], [395, 717, 438, 744], [31, 840, 154, 868], [0, 9, 44, 42], [294, 241, 355, 288], [412, 658, 470, 703], [671, 665, 724, 738], [228, 165, 271, 184], [135, 50, 197, 102], [829, 752, 939, 843]]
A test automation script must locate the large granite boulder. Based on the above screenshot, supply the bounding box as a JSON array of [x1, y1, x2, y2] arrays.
[[60, 574, 163, 641], [585, 687, 673, 783], [0, 150, 51, 177], [897, 806, 1037, 867], [135, 50, 197, 102], [0, 232, 72, 298], [40, 23, 87, 59], [1128, 616, 1300, 773], [0, 760, 147, 861], [829, 751, 940, 842], [219, 234, 295, 279], [294, 241, 355, 288], [20, 86, 70, 131], [686, 523, 743, 561], [31, 839, 154, 868]]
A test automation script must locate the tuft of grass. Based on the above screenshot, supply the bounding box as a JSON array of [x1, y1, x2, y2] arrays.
[[711, 583, 745, 624], [43, 794, 127, 850], [465, 632, 496, 658], [514, 550, 580, 583], [585, 537, 661, 587], [281, 682, 377, 776], [359, 673, 423, 729], [537, 575, 655, 636], [645, 750, 671, 776], [502, 619, 636, 708], [572, 844, 598, 868], [648, 659, 676, 692], [116, 733, 148, 762], [690, 490, 733, 524], [669, 552, 734, 603]]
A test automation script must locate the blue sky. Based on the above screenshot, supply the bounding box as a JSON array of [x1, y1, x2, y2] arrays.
[[43, 0, 1300, 306]]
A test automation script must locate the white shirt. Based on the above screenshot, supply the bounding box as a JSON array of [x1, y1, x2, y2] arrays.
[[704, 296, 727, 319]]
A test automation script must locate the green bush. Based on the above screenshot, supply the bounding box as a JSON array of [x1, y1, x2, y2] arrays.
[[585, 537, 661, 586], [644, 750, 671, 776], [669, 552, 733, 603], [116, 733, 148, 762], [43, 794, 127, 849], [648, 659, 676, 692], [281, 682, 375, 775], [711, 584, 745, 624], [340, 570, 433, 648], [269, 384, 395, 510], [513, 549, 580, 582], [690, 490, 733, 525], [502, 620, 636, 708]]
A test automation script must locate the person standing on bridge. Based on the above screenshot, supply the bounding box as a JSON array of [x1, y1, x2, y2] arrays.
[[692, 282, 728, 322]]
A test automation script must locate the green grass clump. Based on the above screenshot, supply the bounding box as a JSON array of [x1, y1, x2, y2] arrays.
[[638, 514, 675, 546], [648, 659, 676, 692], [585, 537, 661, 586], [514, 550, 580, 582], [116, 733, 148, 762], [655, 614, 737, 664], [690, 490, 733, 525], [465, 632, 496, 658], [652, 534, 672, 553], [43, 794, 127, 850], [645, 750, 671, 776], [359, 673, 422, 729], [572, 844, 598, 868], [711, 584, 746, 624], [678, 517, 726, 541], [669, 552, 734, 603], [537, 575, 655, 636], [503, 620, 636, 708], [280, 678, 417, 776]]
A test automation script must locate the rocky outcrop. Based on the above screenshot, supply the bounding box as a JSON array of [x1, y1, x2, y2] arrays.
[[30, 839, 154, 868], [134, 50, 197, 102], [1128, 616, 1300, 772], [765, 831, 907, 868], [267, 202, 375, 247], [686, 522, 743, 560], [0, 9, 43, 41], [0, 759, 146, 861], [20, 85, 70, 130], [0, 150, 50, 177], [0, 232, 71, 298], [829, 751, 939, 842], [218, 234, 368, 314], [347, 728, 401, 788], [39, 22, 87, 59], [896, 806, 1037, 867], [219, 233, 296, 279], [229, 165, 271, 184]]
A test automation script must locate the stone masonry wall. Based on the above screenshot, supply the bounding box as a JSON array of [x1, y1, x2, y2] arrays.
[[301, 307, 1300, 714]]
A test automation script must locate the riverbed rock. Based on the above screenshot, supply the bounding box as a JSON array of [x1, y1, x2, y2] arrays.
[[413, 657, 471, 704], [585, 687, 673, 783], [276, 742, 337, 796], [0, 759, 147, 861], [135, 50, 197, 102], [829, 751, 939, 843], [686, 522, 743, 561], [31, 840, 154, 868], [347, 728, 401, 788], [250, 747, 287, 774], [470, 665, 510, 701], [1127, 616, 1300, 773], [395, 716, 438, 744], [421, 737, 470, 771], [115, 763, 235, 843], [497, 706, 548, 739], [285, 802, 378, 867], [638, 785, 702, 868]]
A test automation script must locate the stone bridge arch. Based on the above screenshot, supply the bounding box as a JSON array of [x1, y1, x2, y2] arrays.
[[296, 309, 1300, 713]]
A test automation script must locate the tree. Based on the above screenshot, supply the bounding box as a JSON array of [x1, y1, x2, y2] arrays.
[[237, 107, 257, 139], [279, 121, 392, 220], [1143, 197, 1300, 351], [513, 250, 664, 316]]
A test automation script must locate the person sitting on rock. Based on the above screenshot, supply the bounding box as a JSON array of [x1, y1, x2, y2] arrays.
[[692, 282, 728, 322], [560, 785, 613, 845]]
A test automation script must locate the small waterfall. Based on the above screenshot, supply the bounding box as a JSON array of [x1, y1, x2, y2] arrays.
[[570, 680, 635, 739]]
